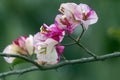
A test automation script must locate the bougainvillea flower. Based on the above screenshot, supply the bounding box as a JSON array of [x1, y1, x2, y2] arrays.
[[25, 35, 34, 55], [13, 35, 34, 55], [59, 3, 77, 17], [13, 36, 28, 52], [2, 2, 98, 65], [39, 24, 65, 42], [3, 35, 34, 63], [55, 14, 80, 34], [3, 44, 26, 63], [59, 3, 98, 29], [33, 32, 47, 47], [74, 3, 98, 29], [34, 38, 60, 65]]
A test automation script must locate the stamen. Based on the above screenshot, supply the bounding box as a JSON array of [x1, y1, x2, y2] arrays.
[[62, 15, 66, 19], [60, 7, 65, 12], [82, 10, 86, 14], [40, 26, 49, 34], [82, 10, 87, 20], [38, 46, 41, 50], [60, 15, 70, 26], [38, 46, 47, 54]]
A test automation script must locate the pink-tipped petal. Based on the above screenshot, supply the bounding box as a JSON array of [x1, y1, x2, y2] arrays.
[[55, 14, 80, 34], [59, 3, 77, 17], [59, 3, 98, 30], [3, 44, 23, 63]]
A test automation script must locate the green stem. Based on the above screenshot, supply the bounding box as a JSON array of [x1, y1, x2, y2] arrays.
[[68, 35, 76, 42], [76, 43, 97, 58], [68, 35, 97, 58], [77, 24, 85, 41], [63, 42, 76, 46]]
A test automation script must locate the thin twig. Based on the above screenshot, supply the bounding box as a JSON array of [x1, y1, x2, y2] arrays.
[[68, 35, 97, 58], [0, 66, 38, 78], [0, 52, 120, 77], [76, 43, 97, 58], [68, 35, 76, 42], [63, 42, 76, 46], [77, 24, 85, 41]]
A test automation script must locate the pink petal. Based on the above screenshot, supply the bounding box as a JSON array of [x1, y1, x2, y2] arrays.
[[56, 45, 65, 61], [13, 36, 28, 50]]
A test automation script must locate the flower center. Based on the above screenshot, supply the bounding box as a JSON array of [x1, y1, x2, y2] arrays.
[[82, 10, 87, 20], [38, 46, 42, 50], [40, 26, 49, 34], [60, 15, 70, 26], [37, 46, 47, 54], [60, 7, 65, 13]]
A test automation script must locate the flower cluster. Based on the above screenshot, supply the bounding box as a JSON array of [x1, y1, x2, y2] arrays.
[[3, 2, 98, 65]]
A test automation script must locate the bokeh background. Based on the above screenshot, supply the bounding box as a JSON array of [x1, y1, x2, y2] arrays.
[[0, 0, 120, 80]]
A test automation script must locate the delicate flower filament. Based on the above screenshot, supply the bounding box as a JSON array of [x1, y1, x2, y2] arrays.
[[60, 15, 70, 26], [40, 26, 49, 34], [37, 46, 47, 54]]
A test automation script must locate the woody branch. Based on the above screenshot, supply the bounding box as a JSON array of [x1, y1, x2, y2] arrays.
[[0, 52, 120, 78]]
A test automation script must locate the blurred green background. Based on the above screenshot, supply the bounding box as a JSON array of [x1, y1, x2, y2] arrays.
[[1, 0, 120, 80]]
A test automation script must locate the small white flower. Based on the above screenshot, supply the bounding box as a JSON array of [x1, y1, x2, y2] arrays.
[[3, 44, 25, 63], [34, 38, 59, 64]]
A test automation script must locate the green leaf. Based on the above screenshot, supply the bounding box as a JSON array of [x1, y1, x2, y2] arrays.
[[12, 58, 27, 66]]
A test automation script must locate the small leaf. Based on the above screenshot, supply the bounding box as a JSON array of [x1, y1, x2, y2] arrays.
[[12, 58, 26, 66]]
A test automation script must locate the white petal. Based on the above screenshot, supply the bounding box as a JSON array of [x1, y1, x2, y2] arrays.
[[87, 11, 98, 25], [78, 3, 91, 14], [37, 47, 58, 64], [59, 3, 77, 17], [36, 38, 58, 64], [25, 35, 34, 55], [3, 45, 19, 63]]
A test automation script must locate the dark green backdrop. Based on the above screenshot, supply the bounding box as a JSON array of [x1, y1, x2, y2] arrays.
[[0, 0, 120, 80]]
